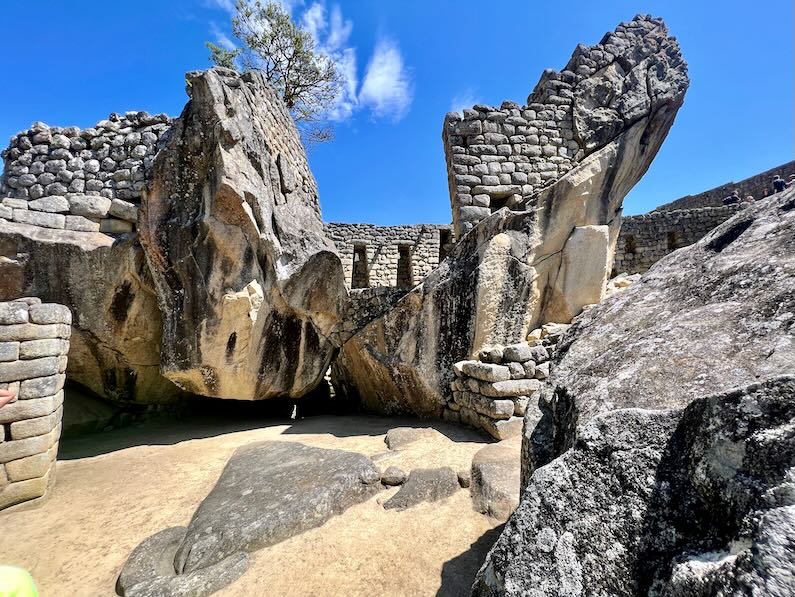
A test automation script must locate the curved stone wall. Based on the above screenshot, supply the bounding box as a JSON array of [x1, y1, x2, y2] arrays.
[[0, 298, 70, 511]]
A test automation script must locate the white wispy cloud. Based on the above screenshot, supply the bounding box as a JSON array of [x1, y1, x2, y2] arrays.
[[210, 21, 237, 50], [358, 38, 413, 121], [450, 89, 479, 115], [208, 1, 412, 123]]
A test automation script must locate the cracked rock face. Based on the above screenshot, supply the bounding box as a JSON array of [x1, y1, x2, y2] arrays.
[[473, 376, 795, 597], [333, 15, 688, 418], [524, 189, 795, 484], [140, 68, 346, 400]]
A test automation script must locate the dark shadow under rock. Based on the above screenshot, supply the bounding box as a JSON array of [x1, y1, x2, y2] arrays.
[[383, 467, 460, 510], [436, 525, 505, 597]]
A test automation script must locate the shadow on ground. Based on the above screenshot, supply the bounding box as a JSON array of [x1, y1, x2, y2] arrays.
[[437, 524, 505, 596], [59, 376, 493, 460]]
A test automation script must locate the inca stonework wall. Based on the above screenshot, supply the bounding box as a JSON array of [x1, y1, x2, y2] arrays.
[[612, 203, 745, 274], [324, 223, 453, 290], [0, 298, 70, 511], [654, 160, 795, 211], [442, 15, 682, 238], [0, 112, 170, 234]]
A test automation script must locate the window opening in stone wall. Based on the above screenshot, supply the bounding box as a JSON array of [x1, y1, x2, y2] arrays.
[[625, 235, 637, 254], [352, 244, 369, 288], [397, 246, 413, 289], [667, 231, 679, 251], [439, 229, 452, 261]]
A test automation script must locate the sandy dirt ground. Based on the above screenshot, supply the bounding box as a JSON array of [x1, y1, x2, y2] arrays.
[[0, 413, 503, 596]]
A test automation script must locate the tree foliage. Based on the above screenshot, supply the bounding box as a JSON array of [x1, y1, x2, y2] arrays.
[[207, 0, 341, 143]]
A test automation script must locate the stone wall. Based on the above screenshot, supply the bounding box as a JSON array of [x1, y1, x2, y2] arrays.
[[0, 112, 171, 234], [0, 298, 70, 511], [613, 203, 745, 274], [324, 223, 453, 290], [654, 160, 795, 211], [442, 15, 684, 238]]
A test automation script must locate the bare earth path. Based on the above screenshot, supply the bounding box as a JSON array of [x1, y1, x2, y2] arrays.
[[0, 414, 501, 596]]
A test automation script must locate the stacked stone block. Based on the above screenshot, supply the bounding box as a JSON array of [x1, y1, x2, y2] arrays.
[[442, 15, 685, 238], [613, 203, 745, 274], [446, 324, 567, 440], [325, 223, 452, 290], [0, 298, 70, 511], [0, 112, 171, 234]]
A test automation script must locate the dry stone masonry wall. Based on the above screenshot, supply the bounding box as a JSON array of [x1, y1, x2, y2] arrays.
[[0, 112, 170, 234], [447, 323, 568, 440], [443, 15, 687, 238], [654, 159, 795, 211], [0, 298, 70, 511], [325, 223, 453, 290], [613, 203, 745, 274]]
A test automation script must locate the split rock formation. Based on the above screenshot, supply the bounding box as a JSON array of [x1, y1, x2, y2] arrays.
[[333, 15, 689, 419]]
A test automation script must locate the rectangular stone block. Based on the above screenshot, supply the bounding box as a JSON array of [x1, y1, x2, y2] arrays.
[[27, 195, 70, 213], [0, 470, 50, 510], [67, 194, 111, 218], [0, 390, 62, 424], [28, 304, 71, 325], [2, 197, 28, 209], [0, 302, 29, 325], [0, 423, 61, 463], [18, 338, 69, 359], [0, 323, 71, 341], [9, 405, 62, 440], [108, 199, 139, 222], [480, 378, 542, 398], [18, 374, 66, 399], [0, 205, 12, 219], [12, 209, 65, 229], [5, 446, 55, 482], [64, 215, 101, 232], [461, 361, 511, 382], [0, 342, 20, 362], [480, 415, 523, 441], [0, 356, 59, 383], [99, 218, 134, 233]]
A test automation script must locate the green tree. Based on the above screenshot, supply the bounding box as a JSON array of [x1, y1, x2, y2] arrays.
[[207, 0, 341, 143]]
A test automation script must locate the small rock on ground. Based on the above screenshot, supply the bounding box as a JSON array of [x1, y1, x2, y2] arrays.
[[383, 467, 459, 510]]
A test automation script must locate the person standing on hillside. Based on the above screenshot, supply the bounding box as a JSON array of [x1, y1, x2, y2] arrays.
[[772, 175, 787, 193], [722, 190, 741, 205]]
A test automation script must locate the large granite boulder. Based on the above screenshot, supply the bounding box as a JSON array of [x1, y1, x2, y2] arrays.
[[525, 189, 795, 483], [473, 376, 795, 596], [119, 441, 381, 596], [0, 68, 347, 404], [0, 222, 182, 403], [139, 68, 346, 400], [333, 16, 688, 418]]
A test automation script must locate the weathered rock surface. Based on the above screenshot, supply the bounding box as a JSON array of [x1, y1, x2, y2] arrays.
[[173, 441, 380, 573], [525, 189, 795, 483], [0, 221, 182, 403], [139, 68, 346, 400], [384, 426, 444, 450], [117, 527, 248, 597], [470, 438, 521, 521], [383, 467, 460, 510], [474, 376, 795, 596], [334, 16, 688, 420]]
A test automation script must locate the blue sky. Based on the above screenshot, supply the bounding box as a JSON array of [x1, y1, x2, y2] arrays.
[[1, 1, 792, 223]]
